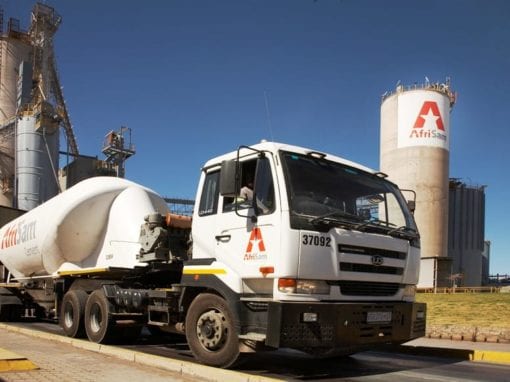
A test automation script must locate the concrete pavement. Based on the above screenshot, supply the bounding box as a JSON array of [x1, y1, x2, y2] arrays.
[[0, 324, 278, 382]]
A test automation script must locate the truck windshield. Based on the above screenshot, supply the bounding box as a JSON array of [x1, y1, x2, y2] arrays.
[[280, 151, 417, 236]]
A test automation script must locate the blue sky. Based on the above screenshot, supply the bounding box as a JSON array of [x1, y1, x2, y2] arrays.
[[4, 0, 510, 274]]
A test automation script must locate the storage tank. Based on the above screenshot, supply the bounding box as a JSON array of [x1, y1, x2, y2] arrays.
[[380, 81, 456, 288], [448, 180, 486, 286], [0, 177, 169, 280], [16, 108, 60, 210], [0, 32, 32, 207]]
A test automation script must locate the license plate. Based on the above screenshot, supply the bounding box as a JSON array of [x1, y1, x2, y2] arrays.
[[366, 311, 392, 323]]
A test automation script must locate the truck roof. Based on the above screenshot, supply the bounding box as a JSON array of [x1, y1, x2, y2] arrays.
[[202, 140, 378, 175]]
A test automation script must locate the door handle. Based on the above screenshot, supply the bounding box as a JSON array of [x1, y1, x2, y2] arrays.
[[215, 234, 231, 242]]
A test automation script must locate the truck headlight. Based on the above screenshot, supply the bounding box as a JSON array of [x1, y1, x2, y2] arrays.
[[278, 278, 330, 295], [403, 285, 416, 301]]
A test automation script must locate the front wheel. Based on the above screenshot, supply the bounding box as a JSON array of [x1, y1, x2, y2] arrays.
[[185, 293, 240, 368]]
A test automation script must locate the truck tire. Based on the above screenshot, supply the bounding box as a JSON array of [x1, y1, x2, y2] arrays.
[[84, 289, 116, 343], [185, 293, 240, 368], [61, 290, 88, 338]]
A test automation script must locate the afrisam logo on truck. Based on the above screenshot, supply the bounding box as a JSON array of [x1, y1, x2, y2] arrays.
[[244, 228, 267, 261], [1, 220, 37, 249]]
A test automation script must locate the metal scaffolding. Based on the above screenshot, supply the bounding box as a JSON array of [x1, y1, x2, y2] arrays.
[[101, 126, 135, 178]]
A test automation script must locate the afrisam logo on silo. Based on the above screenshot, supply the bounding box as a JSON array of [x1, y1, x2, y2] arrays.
[[397, 93, 449, 150], [244, 228, 267, 261], [409, 101, 447, 142]]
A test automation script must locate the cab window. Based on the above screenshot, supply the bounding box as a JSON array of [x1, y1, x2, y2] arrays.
[[198, 170, 220, 216], [253, 157, 275, 215], [222, 157, 275, 216]]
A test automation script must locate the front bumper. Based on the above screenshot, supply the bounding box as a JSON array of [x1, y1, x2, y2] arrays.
[[265, 301, 426, 351]]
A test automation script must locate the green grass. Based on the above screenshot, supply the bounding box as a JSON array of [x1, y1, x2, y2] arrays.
[[416, 293, 510, 329]]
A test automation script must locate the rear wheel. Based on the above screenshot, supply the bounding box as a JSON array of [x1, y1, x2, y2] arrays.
[[84, 289, 116, 343], [185, 293, 240, 368], [60, 290, 88, 338]]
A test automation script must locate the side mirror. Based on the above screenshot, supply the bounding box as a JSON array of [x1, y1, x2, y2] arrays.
[[407, 200, 416, 214], [400, 189, 417, 215], [220, 160, 237, 196]]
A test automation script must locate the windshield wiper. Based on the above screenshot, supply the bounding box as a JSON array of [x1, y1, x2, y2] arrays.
[[308, 210, 361, 226], [387, 226, 419, 238], [353, 218, 396, 231]]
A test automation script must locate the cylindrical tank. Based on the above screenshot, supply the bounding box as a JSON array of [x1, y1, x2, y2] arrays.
[[448, 181, 486, 286], [380, 83, 455, 263], [0, 37, 32, 207], [0, 177, 169, 280], [16, 112, 59, 210]]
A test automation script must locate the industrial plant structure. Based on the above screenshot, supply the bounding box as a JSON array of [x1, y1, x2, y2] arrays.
[[0, 4, 136, 212], [0, 4, 79, 210], [0, 2, 195, 224], [380, 80, 457, 288]]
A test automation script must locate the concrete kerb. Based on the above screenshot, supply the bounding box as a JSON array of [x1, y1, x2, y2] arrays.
[[0, 324, 282, 382], [470, 350, 510, 365], [397, 344, 510, 365]]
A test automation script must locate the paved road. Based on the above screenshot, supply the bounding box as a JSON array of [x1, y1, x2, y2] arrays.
[[4, 321, 510, 382]]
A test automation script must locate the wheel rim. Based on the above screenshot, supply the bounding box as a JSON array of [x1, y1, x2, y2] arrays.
[[90, 303, 102, 334], [64, 302, 74, 329], [196, 309, 227, 351]]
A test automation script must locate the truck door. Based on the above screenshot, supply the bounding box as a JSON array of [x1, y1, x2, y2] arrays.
[[215, 155, 278, 294]]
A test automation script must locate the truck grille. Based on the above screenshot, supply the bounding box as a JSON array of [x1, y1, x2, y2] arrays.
[[338, 244, 406, 259], [340, 262, 404, 275], [328, 281, 400, 296], [338, 244, 406, 279]]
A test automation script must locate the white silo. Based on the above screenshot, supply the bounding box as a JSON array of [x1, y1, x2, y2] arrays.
[[380, 80, 456, 288]]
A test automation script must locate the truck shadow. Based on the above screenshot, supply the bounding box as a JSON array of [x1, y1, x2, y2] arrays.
[[132, 332, 465, 380], [237, 350, 465, 380]]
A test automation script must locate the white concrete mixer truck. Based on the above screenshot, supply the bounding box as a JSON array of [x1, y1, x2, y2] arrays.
[[0, 141, 425, 368]]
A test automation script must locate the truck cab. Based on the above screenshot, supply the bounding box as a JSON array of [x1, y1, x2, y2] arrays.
[[183, 141, 425, 365]]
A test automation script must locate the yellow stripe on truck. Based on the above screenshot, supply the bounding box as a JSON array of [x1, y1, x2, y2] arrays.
[[57, 268, 110, 276], [183, 268, 226, 275]]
